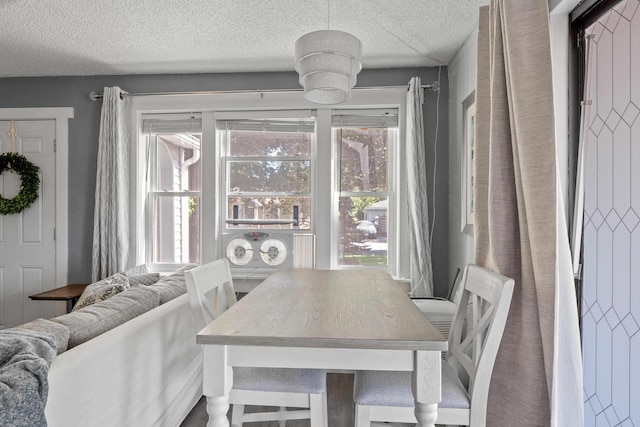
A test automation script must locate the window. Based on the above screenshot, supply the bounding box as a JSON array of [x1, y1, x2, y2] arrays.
[[218, 118, 314, 230], [142, 114, 202, 270], [132, 88, 408, 279], [333, 110, 397, 268]]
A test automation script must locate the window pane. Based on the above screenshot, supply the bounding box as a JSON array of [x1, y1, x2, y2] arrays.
[[228, 161, 310, 193], [151, 195, 200, 264], [155, 134, 201, 191], [227, 196, 311, 230], [337, 127, 388, 192], [228, 130, 311, 157], [337, 196, 387, 267]]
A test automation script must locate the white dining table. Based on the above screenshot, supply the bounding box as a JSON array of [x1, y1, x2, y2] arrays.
[[196, 268, 447, 427]]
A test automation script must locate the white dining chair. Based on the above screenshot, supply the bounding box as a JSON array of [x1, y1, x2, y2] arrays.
[[353, 264, 515, 427], [185, 259, 328, 427]]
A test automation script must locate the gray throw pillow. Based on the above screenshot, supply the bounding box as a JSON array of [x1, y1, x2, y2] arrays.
[[150, 264, 196, 304], [124, 264, 148, 276], [127, 272, 161, 286]]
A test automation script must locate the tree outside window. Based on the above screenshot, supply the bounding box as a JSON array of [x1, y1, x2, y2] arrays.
[[336, 127, 391, 267]]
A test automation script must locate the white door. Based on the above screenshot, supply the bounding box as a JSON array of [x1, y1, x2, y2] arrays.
[[0, 120, 57, 328]]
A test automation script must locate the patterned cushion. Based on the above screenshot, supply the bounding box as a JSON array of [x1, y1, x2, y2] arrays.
[[127, 273, 161, 286], [72, 273, 130, 311], [149, 264, 196, 304], [51, 285, 160, 349]]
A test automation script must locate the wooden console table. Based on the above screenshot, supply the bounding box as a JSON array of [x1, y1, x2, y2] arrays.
[[29, 284, 88, 313]]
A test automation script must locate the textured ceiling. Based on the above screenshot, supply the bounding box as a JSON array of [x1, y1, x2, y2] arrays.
[[0, 0, 485, 78]]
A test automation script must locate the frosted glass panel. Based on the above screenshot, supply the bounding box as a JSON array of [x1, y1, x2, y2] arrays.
[[582, 3, 640, 425]]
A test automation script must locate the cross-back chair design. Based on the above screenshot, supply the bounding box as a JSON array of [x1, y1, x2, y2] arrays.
[[353, 264, 515, 427], [185, 259, 328, 427]]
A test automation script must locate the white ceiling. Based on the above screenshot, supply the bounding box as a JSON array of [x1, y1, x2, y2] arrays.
[[0, 0, 485, 78]]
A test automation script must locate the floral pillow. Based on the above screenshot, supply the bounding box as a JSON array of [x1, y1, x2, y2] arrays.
[[72, 273, 131, 311]]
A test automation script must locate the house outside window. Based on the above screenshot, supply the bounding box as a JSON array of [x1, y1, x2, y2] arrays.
[[141, 114, 202, 271]]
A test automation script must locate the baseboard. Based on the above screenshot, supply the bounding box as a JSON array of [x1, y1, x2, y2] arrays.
[[155, 353, 203, 427]]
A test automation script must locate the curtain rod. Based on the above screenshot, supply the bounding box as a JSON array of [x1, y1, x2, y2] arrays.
[[88, 82, 440, 101]]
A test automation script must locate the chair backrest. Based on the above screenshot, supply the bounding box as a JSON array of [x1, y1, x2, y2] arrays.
[[184, 259, 238, 331], [446, 264, 514, 423]]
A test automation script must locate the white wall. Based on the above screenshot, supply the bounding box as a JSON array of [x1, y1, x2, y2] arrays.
[[447, 29, 477, 285]]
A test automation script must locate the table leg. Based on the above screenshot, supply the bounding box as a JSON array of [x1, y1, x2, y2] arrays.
[[412, 351, 441, 427], [203, 345, 232, 427], [414, 403, 438, 426], [206, 396, 230, 427], [66, 299, 75, 313]]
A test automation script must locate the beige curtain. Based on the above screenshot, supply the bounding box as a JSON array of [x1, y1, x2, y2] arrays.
[[475, 1, 572, 425]]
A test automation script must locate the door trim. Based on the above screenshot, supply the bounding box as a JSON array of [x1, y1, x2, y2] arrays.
[[0, 108, 73, 289]]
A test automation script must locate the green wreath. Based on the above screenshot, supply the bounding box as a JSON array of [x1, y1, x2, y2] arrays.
[[0, 152, 40, 215]]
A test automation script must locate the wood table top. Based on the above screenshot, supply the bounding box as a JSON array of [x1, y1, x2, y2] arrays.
[[197, 269, 447, 351], [29, 284, 88, 301]]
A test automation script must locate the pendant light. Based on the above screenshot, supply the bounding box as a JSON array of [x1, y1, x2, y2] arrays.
[[294, 2, 362, 104]]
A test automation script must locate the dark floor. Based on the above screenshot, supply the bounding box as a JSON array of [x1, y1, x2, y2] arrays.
[[180, 373, 355, 427]]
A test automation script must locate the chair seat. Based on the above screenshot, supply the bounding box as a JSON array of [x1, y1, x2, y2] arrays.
[[234, 367, 326, 394], [354, 362, 469, 409]]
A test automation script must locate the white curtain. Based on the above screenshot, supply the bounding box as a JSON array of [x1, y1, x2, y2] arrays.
[[406, 77, 433, 296], [92, 86, 130, 281], [554, 173, 584, 427], [474, 2, 583, 425]]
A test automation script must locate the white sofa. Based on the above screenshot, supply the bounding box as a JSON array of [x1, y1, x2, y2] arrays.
[[45, 294, 202, 427], [45, 292, 202, 427]]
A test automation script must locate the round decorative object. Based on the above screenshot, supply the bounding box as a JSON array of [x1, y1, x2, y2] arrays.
[[0, 152, 40, 215]]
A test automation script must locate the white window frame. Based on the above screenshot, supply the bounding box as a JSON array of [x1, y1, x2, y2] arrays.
[[216, 110, 316, 233], [129, 88, 409, 279], [146, 132, 202, 271], [331, 107, 398, 270], [135, 113, 203, 272]]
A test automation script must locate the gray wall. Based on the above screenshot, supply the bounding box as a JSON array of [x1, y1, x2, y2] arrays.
[[0, 67, 448, 289], [448, 31, 477, 288]]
